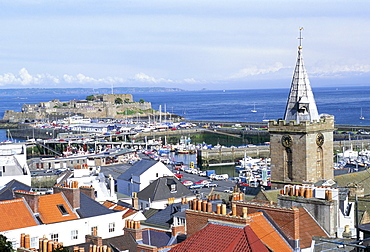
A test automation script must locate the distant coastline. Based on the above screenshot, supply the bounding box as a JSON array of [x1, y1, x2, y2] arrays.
[[0, 87, 185, 96]]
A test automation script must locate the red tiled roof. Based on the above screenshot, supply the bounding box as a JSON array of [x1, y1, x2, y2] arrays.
[[170, 223, 268, 252], [299, 208, 328, 248], [122, 209, 136, 219], [38, 193, 79, 224], [248, 212, 293, 252], [0, 198, 38, 231], [102, 201, 116, 209]]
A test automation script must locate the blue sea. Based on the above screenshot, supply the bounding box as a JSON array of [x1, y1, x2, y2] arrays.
[[1, 85, 370, 142]]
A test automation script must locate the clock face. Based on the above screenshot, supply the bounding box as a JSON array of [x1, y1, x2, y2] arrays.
[[281, 135, 293, 147], [316, 133, 324, 146]]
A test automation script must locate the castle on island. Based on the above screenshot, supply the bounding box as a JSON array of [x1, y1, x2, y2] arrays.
[[3, 94, 162, 122]]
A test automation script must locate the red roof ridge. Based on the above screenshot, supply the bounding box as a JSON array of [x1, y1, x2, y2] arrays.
[[242, 201, 299, 210], [13, 190, 38, 195], [247, 212, 264, 218], [0, 198, 24, 204]]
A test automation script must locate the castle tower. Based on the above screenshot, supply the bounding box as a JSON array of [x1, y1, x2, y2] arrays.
[[269, 28, 334, 186]]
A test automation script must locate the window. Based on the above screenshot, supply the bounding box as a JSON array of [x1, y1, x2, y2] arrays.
[[91, 226, 98, 236], [170, 184, 177, 192], [71, 230, 78, 240], [31, 237, 38, 248], [51, 233, 58, 242], [109, 223, 115, 232], [57, 204, 69, 215]]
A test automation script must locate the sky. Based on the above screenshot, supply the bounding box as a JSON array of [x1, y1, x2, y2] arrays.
[[0, 0, 369, 90]]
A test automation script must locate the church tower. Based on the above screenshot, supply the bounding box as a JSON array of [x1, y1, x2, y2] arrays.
[[269, 28, 334, 186]]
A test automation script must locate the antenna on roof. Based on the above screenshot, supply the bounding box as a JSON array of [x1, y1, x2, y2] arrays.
[[298, 27, 304, 49]]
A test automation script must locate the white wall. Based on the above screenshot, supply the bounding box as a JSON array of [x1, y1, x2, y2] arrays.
[[1, 211, 124, 250], [117, 162, 173, 196]]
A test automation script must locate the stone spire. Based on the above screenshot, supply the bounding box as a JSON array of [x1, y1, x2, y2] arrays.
[[284, 28, 319, 123]]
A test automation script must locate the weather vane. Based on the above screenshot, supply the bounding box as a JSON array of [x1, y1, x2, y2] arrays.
[[298, 27, 304, 49]]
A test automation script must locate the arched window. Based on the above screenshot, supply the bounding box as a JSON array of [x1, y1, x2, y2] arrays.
[[316, 147, 323, 179], [284, 147, 293, 181]]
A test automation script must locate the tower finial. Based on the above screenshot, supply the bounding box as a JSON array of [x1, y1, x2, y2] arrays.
[[298, 27, 304, 49]]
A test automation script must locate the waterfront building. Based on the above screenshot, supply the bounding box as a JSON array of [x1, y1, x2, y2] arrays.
[[0, 143, 31, 187], [269, 29, 334, 185]]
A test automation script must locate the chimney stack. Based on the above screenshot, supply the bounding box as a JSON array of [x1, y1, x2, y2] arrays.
[[242, 207, 248, 218], [14, 190, 40, 213], [132, 192, 139, 210], [53, 182, 80, 209], [222, 204, 226, 215], [216, 204, 221, 214], [232, 204, 237, 216], [80, 186, 95, 199]]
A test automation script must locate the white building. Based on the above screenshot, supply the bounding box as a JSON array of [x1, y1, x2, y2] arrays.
[[0, 143, 31, 187], [117, 159, 174, 197]]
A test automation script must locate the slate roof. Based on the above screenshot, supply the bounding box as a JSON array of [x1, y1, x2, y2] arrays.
[[142, 229, 172, 247], [144, 202, 189, 229], [77, 193, 115, 218], [138, 177, 194, 202], [38, 193, 79, 224], [335, 170, 370, 195], [170, 223, 269, 252], [248, 212, 293, 252], [117, 159, 159, 181], [0, 179, 31, 201], [0, 198, 38, 231], [253, 189, 280, 203], [298, 207, 329, 249]]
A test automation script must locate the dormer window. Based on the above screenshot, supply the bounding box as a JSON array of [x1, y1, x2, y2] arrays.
[[57, 204, 69, 215], [170, 184, 177, 193]]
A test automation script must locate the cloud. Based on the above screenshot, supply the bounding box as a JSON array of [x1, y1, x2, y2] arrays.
[[0, 68, 60, 86], [130, 73, 174, 84], [230, 62, 285, 79], [311, 64, 370, 76], [0, 68, 203, 87]]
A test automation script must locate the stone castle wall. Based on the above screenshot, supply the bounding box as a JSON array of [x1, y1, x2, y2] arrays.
[[3, 94, 153, 122]]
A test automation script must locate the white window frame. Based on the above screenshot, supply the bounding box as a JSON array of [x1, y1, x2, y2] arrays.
[[71, 230, 78, 240], [109, 222, 115, 232]]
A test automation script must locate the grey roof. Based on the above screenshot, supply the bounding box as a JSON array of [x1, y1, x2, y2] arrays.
[[117, 159, 159, 181], [284, 33, 319, 124], [137, 176, 194, 202], [77, 192, 116, 218], [0, 179, 31, 201], [142, 229, 172, 247], [144, 202, 189, 229]]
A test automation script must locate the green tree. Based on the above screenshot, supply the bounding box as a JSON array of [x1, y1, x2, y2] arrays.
[[52, 246, 70, 252], [86, 95, 95, 101], [115, 98, 123, 104], [0, 234, 14, 252], [139, 99, 145, 103], [124, 98, 130, 103]]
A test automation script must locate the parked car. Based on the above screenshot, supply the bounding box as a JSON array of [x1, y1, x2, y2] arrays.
[[174, 173, 184, 179], [199, 171, 207, 176], [195, 179, 210, 185], [204, 183, 218, 188], [190, 184, 204, 189], [181, 180, 193, 186]]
